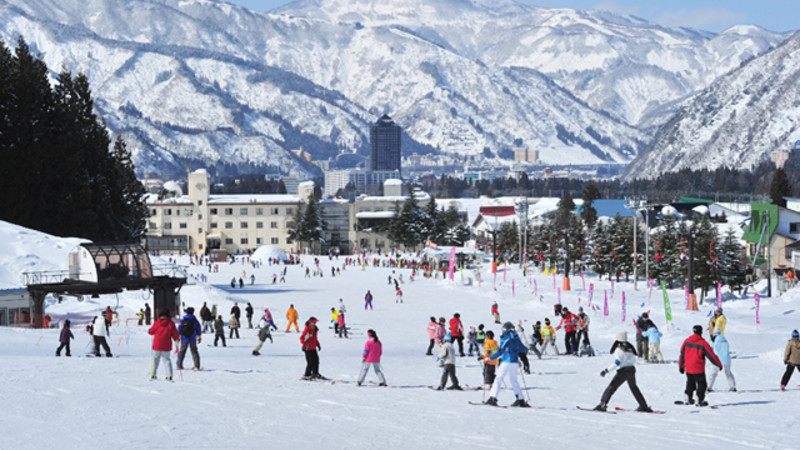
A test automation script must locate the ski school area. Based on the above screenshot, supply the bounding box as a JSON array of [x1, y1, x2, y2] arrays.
[[0, 225, 798, 449]]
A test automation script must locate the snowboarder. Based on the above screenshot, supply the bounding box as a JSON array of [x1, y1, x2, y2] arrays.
[[300, 317, 323, 379], [781, 330, 800, 390], [593, 331, 652, 412], [148, 309, 179, 380], [56, 319, 74, 357], [678, 325, 722, 406], [708, 329, 736, 392], [286, 304, 299, 332], [357, 329, 387, 386], [435, 333, 461, 390], [364, 290, 373, 310], [213, 316, 226, 347], [252, 312, 277, 356], [484, 322, 529, 407], [177, 307, 202, 370], [93, 316, 113, 357]]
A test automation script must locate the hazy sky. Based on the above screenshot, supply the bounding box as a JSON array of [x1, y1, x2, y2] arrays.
[[227, 0, 798, 33]]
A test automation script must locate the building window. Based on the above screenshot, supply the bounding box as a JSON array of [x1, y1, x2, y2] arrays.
[[225, 238, 233, 244], [256, 238, 264, 244], [164, 223, 172, 230], [198, 200, 203, 206], [210, 208, 218, 215], [270, 208, 279, 215], [271, 222, 278, 229], [179, 223, 187, 229], [241, 222, 248, 229], [271, 238, 279, 244], [359, 208, 369, 212], [241, 238, 248, 245], [286, 208, 294, 215], [240, 208, 248, 215], [375, 208, 383, 212], [149, 209, 157, 217], [198, 214, 203, 220], [210, 222, 218, 229], [165, 209, 172, 216], [256, 222, 264, 229], [176, 209, 181, 216], [225, 208, 233, 215], [148, 222, 157, 230], [791, 223, 800, 234], [199, 244, 204, 250], [225, 222, 233, 229], [255, 208, 264, 215]]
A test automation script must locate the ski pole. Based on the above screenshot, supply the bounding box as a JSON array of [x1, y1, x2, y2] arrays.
[[518, 362, 532, 404]]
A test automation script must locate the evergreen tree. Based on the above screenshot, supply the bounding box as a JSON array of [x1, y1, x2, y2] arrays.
[[770, 167, 790, 208], [441, 204, 470, 246], [421, 195, 439, 243], [581, 181, 601, 229], [589, 221, 610, 280], [692, 214, 719, 302], [718, 227, 747, 293], [651, 214, 682, 288], [496, 221, 519, 264], [555, 191, 576, 230], [107, 136, 148, 240]]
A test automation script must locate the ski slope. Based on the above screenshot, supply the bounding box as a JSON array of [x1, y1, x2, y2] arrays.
[[0, 220, 797, 449]]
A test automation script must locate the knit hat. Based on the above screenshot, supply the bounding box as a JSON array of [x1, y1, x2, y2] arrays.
[[503, 321, 514, 331], [693, 325, 703, 335], [792, 330, 799, 338], [615, 331, 627, 342]]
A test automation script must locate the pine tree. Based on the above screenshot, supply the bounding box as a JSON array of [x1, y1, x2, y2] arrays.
[[589, 221, 609, 280], [555, 191, 575, 230], [581, 181, 601, 229], [718, 227, 747, 293], [108, 136, 147, 240], [692, 214, 719, 302], [770, 167, 790, 207]]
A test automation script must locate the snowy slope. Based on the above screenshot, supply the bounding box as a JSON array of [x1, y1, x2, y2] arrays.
[[624, 31, 800, 180], [2, 219, 800, 448]]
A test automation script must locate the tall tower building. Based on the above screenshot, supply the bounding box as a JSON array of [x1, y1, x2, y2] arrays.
[[369, 114, 402, 174]]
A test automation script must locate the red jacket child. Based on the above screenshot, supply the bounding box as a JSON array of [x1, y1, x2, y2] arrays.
[[148, 314, 179, 351]]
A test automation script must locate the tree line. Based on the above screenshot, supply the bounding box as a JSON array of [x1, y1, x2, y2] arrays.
[[0, 37, 146, 241]]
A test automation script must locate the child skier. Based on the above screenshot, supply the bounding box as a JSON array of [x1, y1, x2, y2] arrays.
[[642, 320, 664, 363], [593, 331, 652, 412], [214, 315, 227, 347], [578, 338, 595, 357], [252, 312, 278, 356], [396, 288, 403, 304], [337, 311, 348, 339], [491, 301, 500, 324], [708, 329, 736, 392], [56, 319, 74, 357], [483, 330, 499, 387], [357, 329, 387, 386], [148, 309, 179, 380], [436, 333, 462, 390], [467, 326, 479, 357], [229, 314, 240, 339], [484, 322, 529, 407], [540, 318, 559, 355]]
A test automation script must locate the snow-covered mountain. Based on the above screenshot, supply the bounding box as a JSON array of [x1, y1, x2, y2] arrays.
[[623, 31, 800, 181], [0, 0, 788, 178]]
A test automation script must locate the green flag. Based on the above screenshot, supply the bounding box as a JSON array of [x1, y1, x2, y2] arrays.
[[661, 280, 672, 322]]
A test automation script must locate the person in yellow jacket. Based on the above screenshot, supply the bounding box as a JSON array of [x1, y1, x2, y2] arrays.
[[331, 308, 340, 334], [708, 308, 727, 341], [540, 318, 559, 355], [286, 304, 299, 332], [482, 330, 500, 387]]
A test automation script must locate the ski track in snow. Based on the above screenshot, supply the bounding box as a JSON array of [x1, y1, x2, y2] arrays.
[[1, 225, 800, 448]]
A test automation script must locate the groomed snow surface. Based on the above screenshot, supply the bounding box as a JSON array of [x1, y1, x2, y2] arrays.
[[1, 220, 799, 449]]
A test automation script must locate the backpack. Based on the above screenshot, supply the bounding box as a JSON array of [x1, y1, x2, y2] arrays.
[[179, 319, 195, 338]]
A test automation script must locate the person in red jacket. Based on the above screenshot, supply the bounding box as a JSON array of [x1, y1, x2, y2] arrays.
[[679, 325, 722, 406], [556, 307, 579, 355], [449, 313, 466, 357], [148, 309, 179, 381], [300, 317, 324, 380]]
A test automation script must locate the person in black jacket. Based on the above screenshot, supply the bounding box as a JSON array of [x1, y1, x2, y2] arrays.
[[636, 312, 650, 360], [231, 303, 242, 323], [200, 302, 213, 333], [245, 302, 254, 328]]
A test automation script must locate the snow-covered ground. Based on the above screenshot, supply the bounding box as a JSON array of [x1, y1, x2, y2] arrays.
[[1, 220, 798, 449]]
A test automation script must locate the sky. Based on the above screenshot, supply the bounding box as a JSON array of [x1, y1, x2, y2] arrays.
[[228, 0, 798, 33]]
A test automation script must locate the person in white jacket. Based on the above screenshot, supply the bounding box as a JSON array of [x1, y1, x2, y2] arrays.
[[92, 316, 113, 357], [435, 333, 461, 390], [707, 329, 737, 392], [593, 331, 650, 412]]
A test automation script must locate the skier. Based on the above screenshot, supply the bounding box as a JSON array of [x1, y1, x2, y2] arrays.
[[578, 338, 595, 357], [286, 304, 300, 332], [357, 329, 387, 386], [214, 315, 227, 347], [491, 301, 500, 324], [229, 314, 240, 339], [708, 308, 727, 341], [200, 302, 213, 333], [252, 312, 277, 356], [476, 324, 486, 351], [144, 303, 151, 325], [238, 277, 244, 288], [92, 315, 113, 357], [576, 306, 590, 345], [449, 313, 466, 357], [531, 321, 543, 355], [482, 330, 499, 387], [467, 326, 479, 357], [435, 317, 447, 344], [177, 307, 202, 370], [517, 319, 540, 361], [395, 288, 403, 304], [426, 316, 438, 355], [642, 320, 664, 363], [56, 319, 74, 357], [300, 317, 323, 380], [435, 333, 462, 390], [230, 277, 236, 288], [364, 290, 373, 310], [781, 330, 800, 390], [337, 311, 348, 339], [331, 307, 340, 334], [556, 307, 579, 355], [250, 274, 255, 285], [148, 309, 179, 380], [245, 302, 254, 329], [678, 325, 722, 406], [593, 331, 652, 412], [708, 329, 736, 392], [484, 322, 529, 407], [337, 298, 347, 314], [540, 318, 559, 355]]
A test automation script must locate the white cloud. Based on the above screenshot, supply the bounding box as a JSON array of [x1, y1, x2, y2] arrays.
[[653, 7, 748, 32]]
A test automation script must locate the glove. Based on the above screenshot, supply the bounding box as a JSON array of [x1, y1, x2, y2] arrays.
[[679, 368, 685, 374], [318, 344, 322, 352], [198, 336, 202, 343], [600, 369, 608, 377]]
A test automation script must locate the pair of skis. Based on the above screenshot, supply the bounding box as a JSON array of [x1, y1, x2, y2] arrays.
[[576, 406, 666, 414]]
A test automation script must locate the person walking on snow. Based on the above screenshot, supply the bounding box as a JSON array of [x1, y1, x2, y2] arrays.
[[252, 311, 278, 356], [56, 319, 74, 357], [482, 330, 499, 387], [517, 319, 541, 362], [781, 330, 800, 390], [177, 307, 202, 370], [593, 331, 652, 412], [286, 304, 300, 332], [93, 316, 113, 357], [491, 301, 500, 324], [245, 302, 254, 329], [212, 315, 226, 347], [426, 316, 438, 355], [357, 329, 387, 386], [449, 313, 466, 357], [364, 290, 374, 310], [148, 309, 179, 380], [642, 320, 664, 363], [484, 322, 529, 407], [679, 325, 722, 406], [144, 303, 151, 326], [300, 317, 323, 380], [435, 333, 462, 390], [229, 314, 240, 339], [708, 329, 736, 392]]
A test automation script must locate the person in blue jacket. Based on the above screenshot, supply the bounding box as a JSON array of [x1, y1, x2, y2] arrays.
[[707, 329, 736, 392], [177, 307, 203, 370], [642, 320, 664, 363], [485, 322, 530, 407]]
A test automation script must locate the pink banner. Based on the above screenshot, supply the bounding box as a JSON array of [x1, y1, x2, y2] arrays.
[[534, 278, 538, 296], [552, 273, 556, 289], [588, 283, 594, 308], [557, 287, 561, 304], [685, 286, 690, 310], [603, 290, 609, 316], [503, 266, 507, 282], [648, 279, 654, 302], [621, 292, 626, 322], [717, 282, 722, 309], [448, 247, 456, 281], [610, 280, 615, 300], [755, 293, 761, 324]]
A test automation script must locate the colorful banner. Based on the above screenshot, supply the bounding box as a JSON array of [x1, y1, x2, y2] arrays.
[[603, 290, 609, 316], [610, 280, 615, 300], [684, 286, 690, 310], [622, 292, 626, 322], [588, 283, 594, 308], [448, 247, 456, 281], [755, 293, 761, 325], [557, 287, 561, 304], [503, 266, 507, 282], [477, 271, 481, 287], [533, 278, 538, 296], [717, 282, 722, 309], [648, 279, 654, 302], [662, 281, 672, 321]]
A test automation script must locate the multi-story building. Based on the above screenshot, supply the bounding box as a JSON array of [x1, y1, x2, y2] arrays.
[[370, 114, 402, 174], [145, 170, 310, 255]]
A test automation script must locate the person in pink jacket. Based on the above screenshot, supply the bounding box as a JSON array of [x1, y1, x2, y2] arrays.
[[357, 329, 387, 386], [426, 316, 437, 356]]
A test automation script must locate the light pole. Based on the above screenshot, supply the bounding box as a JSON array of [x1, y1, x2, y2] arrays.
[[515, 197, 528, 268], [625, 196, 654, 290]]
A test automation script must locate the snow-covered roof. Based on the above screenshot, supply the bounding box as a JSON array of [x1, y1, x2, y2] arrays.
[[356, 211, 395, 220], [207, 194, 303, 205], [384, 179, 402, 186]]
